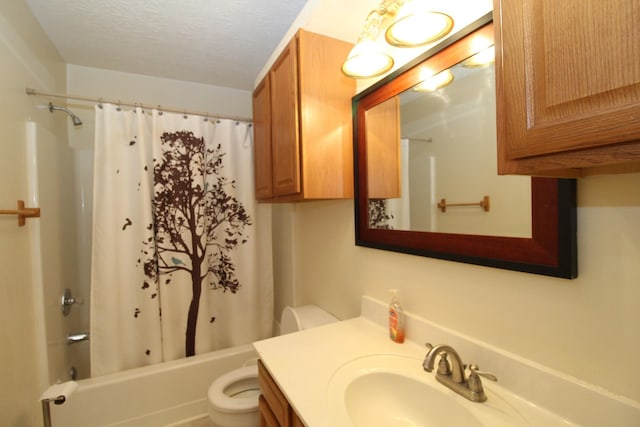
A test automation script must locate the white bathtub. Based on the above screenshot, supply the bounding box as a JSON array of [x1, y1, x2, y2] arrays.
[[50, 344, 257, 427]]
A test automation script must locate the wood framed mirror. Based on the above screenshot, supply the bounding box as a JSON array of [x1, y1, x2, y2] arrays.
[[353, 13, 577, 278]]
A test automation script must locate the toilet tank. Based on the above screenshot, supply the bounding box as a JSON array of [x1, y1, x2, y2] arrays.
[[280, 305, 338, 335]]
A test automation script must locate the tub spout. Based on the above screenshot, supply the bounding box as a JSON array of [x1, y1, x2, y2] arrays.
[[66, 332, 89, 344]]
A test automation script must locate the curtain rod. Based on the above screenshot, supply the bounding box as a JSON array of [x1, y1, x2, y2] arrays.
[[25, 88, 252, 123]]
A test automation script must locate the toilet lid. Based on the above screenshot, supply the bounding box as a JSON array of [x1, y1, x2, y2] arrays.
[[208, 365, 259, 414], [281, 306, 302, 335]]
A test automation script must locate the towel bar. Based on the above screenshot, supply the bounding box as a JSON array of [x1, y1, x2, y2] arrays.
[[0, 200, 40, 226]]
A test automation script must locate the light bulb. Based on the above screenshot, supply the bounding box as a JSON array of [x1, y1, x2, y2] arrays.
[[342, 39, 394, 79], [385, 2, 453, 47]]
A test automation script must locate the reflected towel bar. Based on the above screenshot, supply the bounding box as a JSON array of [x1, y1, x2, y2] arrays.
[[0, 200, 40, 226], [437, 196, 490, 213]]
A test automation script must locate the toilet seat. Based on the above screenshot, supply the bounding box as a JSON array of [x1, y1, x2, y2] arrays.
[[208, 365, 259, 414], [207, 306, 336, 426]]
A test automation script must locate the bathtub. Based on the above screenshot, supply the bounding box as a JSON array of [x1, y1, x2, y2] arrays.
[[50, 344, 257, 427]]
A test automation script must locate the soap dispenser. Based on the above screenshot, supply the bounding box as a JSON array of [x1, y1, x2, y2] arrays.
[[388, 289, 405, 343]]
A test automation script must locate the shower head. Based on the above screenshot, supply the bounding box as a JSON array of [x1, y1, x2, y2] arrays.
[[48, 102, 83, 126]]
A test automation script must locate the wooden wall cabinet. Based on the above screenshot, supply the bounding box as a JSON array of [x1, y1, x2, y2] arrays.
[[494, 0, 640, 176], [258, 360, 304, 427], [252, 29, 355, 201], [365, 96, 401, 199]]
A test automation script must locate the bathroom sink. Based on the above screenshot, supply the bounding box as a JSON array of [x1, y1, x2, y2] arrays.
[[327, 354, 530, 427]]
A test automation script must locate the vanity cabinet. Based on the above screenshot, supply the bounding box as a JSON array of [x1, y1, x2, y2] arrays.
[[494, 0, 640, 176], [258, 360, 304, 427], [252, 29, 355, 201]]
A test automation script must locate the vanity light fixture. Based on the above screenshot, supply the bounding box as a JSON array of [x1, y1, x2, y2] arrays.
[[342, 34, 395, 79], [342, 0, 454, 79], [414, 69, 454, 92]]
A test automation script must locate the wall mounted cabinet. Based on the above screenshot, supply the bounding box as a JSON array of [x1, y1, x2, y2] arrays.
[[494, 0, 640, 176], [365, 96, 401, 199], [252, 29, 355, 201]]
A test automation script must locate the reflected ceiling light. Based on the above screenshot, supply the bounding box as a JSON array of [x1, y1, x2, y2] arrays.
[[385, 3, 454, 47], [463, 45, 495, 67], [414, 69, 454, 92], [342, 0, 454, 79]]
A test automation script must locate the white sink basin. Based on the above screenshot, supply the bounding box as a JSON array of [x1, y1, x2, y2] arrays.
[[327, 354, 530, 427]]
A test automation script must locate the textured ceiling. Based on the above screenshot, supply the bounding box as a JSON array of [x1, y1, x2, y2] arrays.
[[25, 0, 309, 91]]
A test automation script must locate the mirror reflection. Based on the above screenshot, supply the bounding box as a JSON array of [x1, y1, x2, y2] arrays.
[[366, 51, 532, 237], [354, 14, 577, 279]]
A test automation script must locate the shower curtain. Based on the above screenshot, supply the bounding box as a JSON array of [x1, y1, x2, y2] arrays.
[[90, 104, 273, 377]]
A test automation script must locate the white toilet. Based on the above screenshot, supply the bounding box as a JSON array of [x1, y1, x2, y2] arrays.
[[207, 305, 338, 427]]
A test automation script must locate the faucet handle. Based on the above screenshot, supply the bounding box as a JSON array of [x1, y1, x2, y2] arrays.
[[466, 364, 495, 402], [468, 364, 497, 382]]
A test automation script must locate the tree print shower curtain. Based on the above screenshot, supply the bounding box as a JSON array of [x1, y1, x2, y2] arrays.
[[90, 104, 273, 377]]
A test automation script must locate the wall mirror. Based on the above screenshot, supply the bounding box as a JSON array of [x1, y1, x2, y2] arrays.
[[353, 13, 577, 278]]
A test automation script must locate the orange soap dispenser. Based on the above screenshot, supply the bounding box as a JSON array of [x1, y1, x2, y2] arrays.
[[388, 289, 405, 343]]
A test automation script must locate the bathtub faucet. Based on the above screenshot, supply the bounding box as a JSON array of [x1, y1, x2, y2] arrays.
[[66, 332, 89, 344]]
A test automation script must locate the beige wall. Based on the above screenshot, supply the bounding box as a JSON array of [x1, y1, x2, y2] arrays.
[[277, 174, 640, 403], [66, 64, 252, 152], [0, 1, 68, 425]]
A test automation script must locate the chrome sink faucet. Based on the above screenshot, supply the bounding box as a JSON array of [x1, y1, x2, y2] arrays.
[[422, 343, 497, 402]]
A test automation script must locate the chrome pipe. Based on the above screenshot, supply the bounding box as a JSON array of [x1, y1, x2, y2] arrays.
[[48, 102, 83, 126], [41, 400, 52, 427], [66, 332, 89, 344], [41, 395, 65, 427]]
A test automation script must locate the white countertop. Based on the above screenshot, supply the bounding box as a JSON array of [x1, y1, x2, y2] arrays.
[[253, 297, 640, 427], [254, 316, 429, 427]]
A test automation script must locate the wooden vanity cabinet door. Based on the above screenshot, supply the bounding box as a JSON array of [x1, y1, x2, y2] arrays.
[[259, 395, 281, 427], [258, 360, 292, 427], [291, 412, 305, 427], [253, 76, 274, 200], [495, 0, 640, 176]]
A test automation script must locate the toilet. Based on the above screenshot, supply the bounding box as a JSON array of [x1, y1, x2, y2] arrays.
[[207, 305, 338, 427]]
